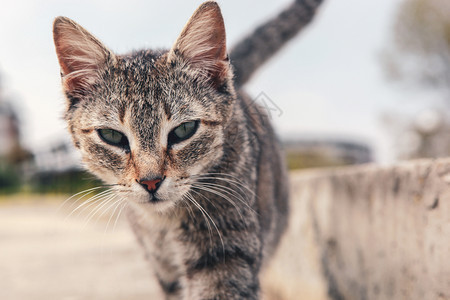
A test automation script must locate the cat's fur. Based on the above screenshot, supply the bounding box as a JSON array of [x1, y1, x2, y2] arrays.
[[53, 1, 323, 299]]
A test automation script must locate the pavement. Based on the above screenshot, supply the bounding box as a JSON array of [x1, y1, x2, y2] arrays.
[[0, 195, 328, 300], [0, 196, 162, 300]]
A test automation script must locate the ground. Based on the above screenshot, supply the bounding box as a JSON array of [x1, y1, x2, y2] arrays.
[[0, 195, 327, 300], [0, 196, 162, 299]]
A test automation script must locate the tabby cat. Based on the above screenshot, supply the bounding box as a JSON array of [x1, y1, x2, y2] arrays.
[[53, 1, 323, 299]]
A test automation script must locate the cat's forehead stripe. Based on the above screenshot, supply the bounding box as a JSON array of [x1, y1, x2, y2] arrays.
[[118, 102, 126, 124], [201, 120, 220, 127], [163, 99, 172, 120]]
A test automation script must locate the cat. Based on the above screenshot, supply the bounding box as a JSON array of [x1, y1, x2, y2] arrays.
[[53, 0, 323, 299]]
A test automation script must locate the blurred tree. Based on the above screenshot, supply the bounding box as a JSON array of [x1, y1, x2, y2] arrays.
[[382, 0, 450, 160], [0, 75, 29, 163], [0, 69, 32, 193], [383, 0, 450, 93], [384, 109, 450, 160]]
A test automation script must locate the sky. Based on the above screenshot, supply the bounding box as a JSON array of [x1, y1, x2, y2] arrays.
[[0, 0, 442, 163]]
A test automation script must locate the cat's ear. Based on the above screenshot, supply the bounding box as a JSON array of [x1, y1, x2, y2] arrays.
[[53, 17, 116, 93], [168, 1, 230, 87]]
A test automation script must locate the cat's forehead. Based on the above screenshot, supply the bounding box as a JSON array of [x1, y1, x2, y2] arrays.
[[114, 51, 179, 101], [106, 50, 219, 120], [114, 50, 166, 99], [121, 49, 165, 69]]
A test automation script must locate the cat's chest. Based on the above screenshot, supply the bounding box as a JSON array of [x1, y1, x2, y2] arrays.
[[126, 206, 186, 267]]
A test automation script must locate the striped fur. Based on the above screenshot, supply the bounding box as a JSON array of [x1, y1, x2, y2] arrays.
[[53, 1, 323, 299]]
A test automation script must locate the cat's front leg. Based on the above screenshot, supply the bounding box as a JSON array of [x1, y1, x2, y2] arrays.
[[182, 243, 261, 300]]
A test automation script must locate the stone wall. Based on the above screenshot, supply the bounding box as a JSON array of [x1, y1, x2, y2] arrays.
[[265, 159, 449, 300]]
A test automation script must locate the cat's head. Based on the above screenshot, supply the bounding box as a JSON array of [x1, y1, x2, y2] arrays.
[[53, 2, 236, 212]]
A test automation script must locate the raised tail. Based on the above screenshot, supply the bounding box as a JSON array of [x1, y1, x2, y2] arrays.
[[230, 0, 325, 88]]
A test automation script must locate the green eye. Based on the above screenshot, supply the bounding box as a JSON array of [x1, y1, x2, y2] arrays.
[[97, 129, 129, 150], [168, 121, 199, 145]]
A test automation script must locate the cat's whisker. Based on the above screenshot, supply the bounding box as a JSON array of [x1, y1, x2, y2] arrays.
[[82, 194, 117, 228], [73, 190, 116, 217], [185, 192, 225, 255], [111, 187, 133, 194], [193, 172, 256, 191], [189, 188, 220, 212], [104, 198, 125, 234], [188, 189, 226, 235], [176, 188, 197, 226], [191, 183, 242, 208], [59, 186, 106, 212], [184, 192, 215, 249], [112, 201, 128, 234], [191, 175, 259, 214], [193, 181, 249, 208], [179, 179, 245, 221], [94, 196, 123, 227], [65, 189, 115, 221], [184, 201, 196, 225], [192, 184, 245, 216], [192, 173, 258, 199], [191, 175, 254, 198], [78, 193, 113, 221], [191, 184, 247, 227]]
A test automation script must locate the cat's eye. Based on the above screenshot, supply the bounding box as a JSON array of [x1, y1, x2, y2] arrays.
[[97, 128, 130, 150], [168, 121, 199, 145]]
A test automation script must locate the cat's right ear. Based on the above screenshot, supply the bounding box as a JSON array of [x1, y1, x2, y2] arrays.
[[53, 17, 115, 94], [167, 2, 231, 88]]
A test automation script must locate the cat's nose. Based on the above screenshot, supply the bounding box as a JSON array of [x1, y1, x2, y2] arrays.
[[138, 177, 164, 193]]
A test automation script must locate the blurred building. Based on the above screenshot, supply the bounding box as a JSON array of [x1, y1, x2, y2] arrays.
[[0, 72, 30, 166], [283, 138, 372, 170], [33, 138, 81, 173], [0, 100, 20, 157], [30, 139, 91, 193], [0, 73, 32, 192]]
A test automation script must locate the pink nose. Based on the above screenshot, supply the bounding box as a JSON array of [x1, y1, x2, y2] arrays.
[[139, 178, 163, 192]]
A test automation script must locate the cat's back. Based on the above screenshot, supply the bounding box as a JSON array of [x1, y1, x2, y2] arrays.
[[238, 91, 290, 260]]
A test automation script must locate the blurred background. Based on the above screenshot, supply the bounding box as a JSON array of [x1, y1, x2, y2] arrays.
[[2, 0, 450, 194], [0, 0, 449, 299]]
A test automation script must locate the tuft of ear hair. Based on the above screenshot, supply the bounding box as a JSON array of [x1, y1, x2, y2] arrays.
[[168, 1, 231, 88], [53, 17, 116, 94]]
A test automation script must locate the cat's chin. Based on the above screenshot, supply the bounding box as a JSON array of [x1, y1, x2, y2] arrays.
[[142, 201, 176, 214], [128, 194, 179, 214]]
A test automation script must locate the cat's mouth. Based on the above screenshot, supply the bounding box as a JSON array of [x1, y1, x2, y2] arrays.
[[131, 187, 175, 207], [148, 195, 163, 203], [135, 192, 164, 204], [133, 193, 178, 213]]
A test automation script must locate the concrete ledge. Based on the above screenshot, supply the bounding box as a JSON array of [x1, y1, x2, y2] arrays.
[[267, 158, 449, 300]]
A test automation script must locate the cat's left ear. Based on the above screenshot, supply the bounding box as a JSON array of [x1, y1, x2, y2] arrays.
[[53, 17, 116, 94], [168, 1, 231, 88]]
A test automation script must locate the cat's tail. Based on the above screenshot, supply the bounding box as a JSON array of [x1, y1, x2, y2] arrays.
[[230, 0, 325, 88]]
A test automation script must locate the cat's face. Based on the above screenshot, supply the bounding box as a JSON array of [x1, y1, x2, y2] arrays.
[[54, 2, 235, 212]]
